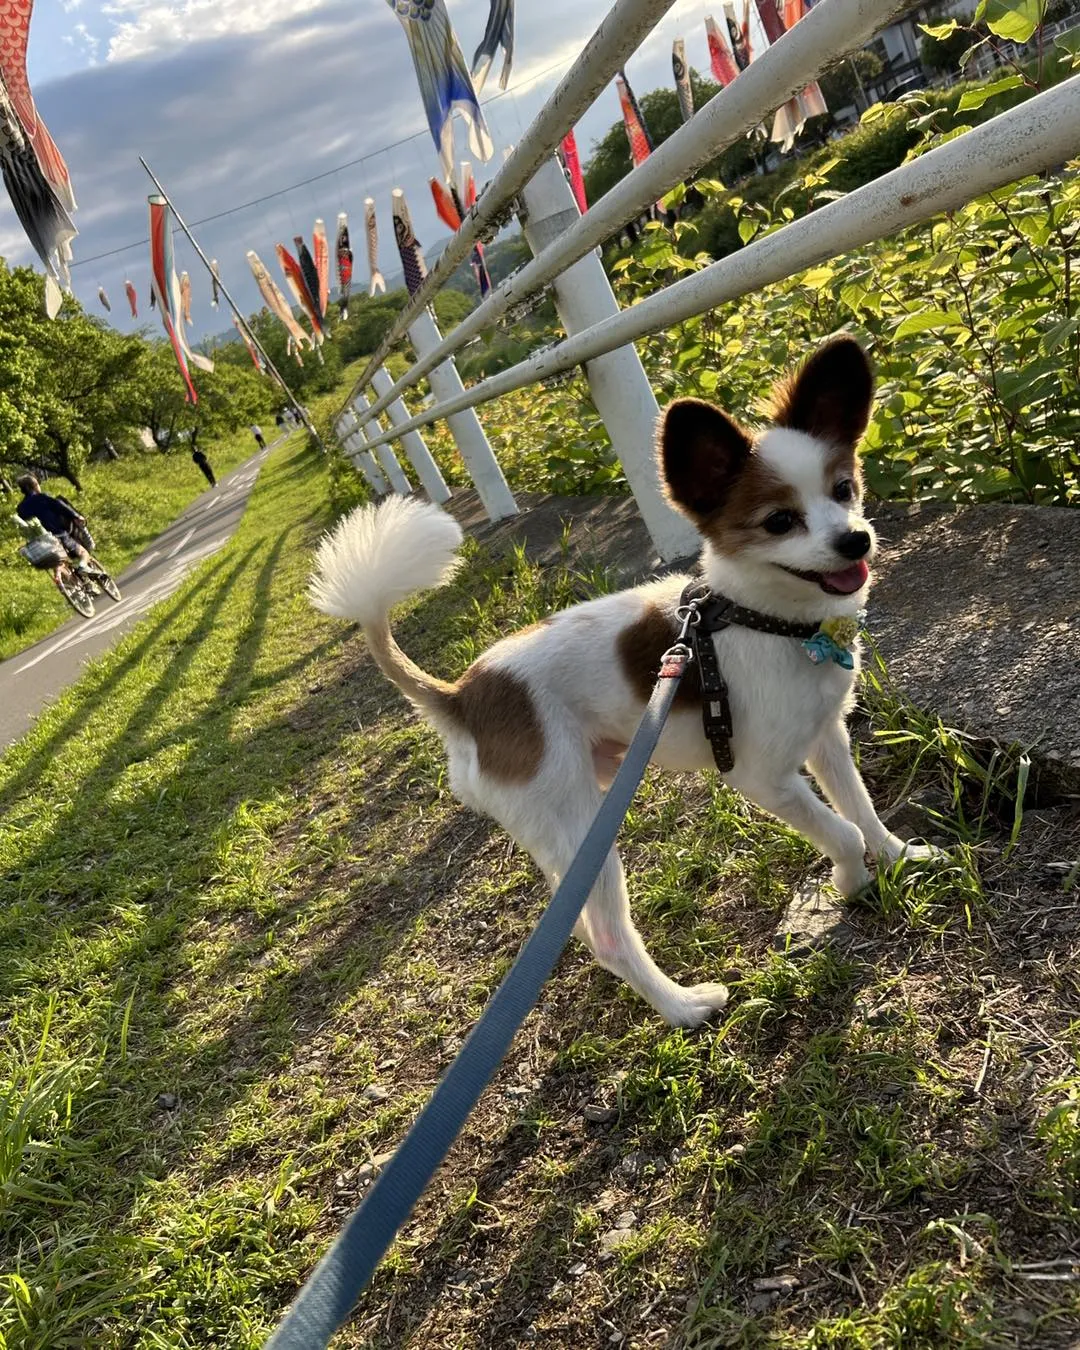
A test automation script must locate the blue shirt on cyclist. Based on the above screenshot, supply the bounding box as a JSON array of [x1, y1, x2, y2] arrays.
[[15, 474, 79, 538]]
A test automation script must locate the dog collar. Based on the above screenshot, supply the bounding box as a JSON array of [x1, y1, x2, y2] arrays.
[[678, 582, 861, 773], [680, 582, 822, 642]]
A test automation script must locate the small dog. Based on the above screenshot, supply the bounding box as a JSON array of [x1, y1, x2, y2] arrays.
[[311, 337, 938, 1027]]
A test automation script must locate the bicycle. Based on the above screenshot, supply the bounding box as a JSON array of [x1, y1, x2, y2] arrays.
[[18, 526, 99, 618], [62, 513, 121, 604]]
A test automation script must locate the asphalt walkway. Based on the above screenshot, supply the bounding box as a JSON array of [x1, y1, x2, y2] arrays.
[[0, 442, 273, 753]]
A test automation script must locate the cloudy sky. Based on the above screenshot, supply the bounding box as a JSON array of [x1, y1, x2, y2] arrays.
[[11, 0, 734, 338]]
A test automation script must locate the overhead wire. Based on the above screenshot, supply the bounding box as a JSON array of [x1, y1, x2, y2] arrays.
[[70, 55, 569, 269]]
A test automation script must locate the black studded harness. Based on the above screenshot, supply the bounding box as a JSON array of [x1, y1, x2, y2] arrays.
[[678, 580, 822, 773]]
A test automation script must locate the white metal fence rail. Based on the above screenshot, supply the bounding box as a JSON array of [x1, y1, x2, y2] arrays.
[[335, 0, 1080, 561]]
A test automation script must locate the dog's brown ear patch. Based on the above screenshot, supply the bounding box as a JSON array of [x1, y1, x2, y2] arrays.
[[659, 398, 753, 521], [768, 337, 874, 449]]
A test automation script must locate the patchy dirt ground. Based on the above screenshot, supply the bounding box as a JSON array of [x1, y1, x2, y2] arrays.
[[2, 450, 1077, 1348]]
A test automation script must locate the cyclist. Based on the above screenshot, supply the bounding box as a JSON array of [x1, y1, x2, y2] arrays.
[[15, 474, 103, 584]]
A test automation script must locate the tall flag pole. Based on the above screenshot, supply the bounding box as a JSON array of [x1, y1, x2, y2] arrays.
[[139, 153, 316, 439]]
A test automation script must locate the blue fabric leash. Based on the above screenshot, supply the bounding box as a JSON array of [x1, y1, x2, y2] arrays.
[[263, 623, 697, 1350]]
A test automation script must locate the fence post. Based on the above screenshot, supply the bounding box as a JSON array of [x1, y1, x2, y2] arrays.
[[369, 366, 452, 504], [518, 157, 699, 562], [336, 411, 390, 494], [345, 432, 391, 494], [406, 308, 518, 522], [352, 393, 413, 495]]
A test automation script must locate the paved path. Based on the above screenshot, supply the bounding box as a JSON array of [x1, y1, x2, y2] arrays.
[[0, 443, 273, 753]]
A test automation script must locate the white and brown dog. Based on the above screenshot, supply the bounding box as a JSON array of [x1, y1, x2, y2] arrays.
[[311, 338, 938, 1027]]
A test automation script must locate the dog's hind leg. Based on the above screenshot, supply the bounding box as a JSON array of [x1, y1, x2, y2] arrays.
[[572, 843, 730, 1028], [481, 757, 728, 1029]]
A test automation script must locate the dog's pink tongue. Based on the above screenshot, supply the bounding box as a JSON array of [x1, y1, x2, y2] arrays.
[[821, 560, 869, 594]]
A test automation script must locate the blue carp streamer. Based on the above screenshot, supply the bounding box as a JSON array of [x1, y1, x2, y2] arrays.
[[387, 0, 493, 180], [472, 0, 513, 92]]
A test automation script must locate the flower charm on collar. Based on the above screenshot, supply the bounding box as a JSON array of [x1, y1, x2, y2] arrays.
[[803, 615, 863, 670]]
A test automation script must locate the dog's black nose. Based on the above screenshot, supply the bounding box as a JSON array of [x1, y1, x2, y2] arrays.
[[834, 529, 871, 560]]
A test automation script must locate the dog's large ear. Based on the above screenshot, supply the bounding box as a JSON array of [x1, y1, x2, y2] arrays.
[[659, 398, 753, 520], [768, 337, 874, 449]]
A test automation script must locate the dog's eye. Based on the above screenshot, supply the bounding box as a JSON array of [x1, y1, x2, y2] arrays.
[[762, 510, 797, 535], [833, 479, 856, 503]]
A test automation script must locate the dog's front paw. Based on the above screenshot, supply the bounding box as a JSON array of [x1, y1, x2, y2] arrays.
[[877, 834, 949, 866], [665, 982, 730, 1029], [832, 858, 872, 898]]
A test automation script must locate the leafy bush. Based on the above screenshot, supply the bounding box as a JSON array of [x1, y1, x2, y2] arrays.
[[613, 157, 1080, 506]]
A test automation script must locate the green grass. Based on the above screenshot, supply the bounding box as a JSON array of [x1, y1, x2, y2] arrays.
[[1, 440, 1078, 1347], [0, 427, 263, 660]]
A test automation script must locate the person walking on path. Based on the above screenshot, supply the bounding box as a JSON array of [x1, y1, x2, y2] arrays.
[[251, 424, 267, 451], [192, 447, 216, 487]]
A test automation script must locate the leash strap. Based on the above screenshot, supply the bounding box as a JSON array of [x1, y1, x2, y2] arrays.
[[263, 641, 694, 1350]]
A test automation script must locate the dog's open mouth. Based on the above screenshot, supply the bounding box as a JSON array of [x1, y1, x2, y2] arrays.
[[780, 560, 869, 595]]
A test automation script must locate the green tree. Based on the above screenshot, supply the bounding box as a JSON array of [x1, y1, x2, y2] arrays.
[[818, 50, 883, 109], [0, 262, 150, 489]]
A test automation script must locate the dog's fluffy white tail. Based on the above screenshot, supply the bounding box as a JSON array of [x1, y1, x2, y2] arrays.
[[309, 496, 463, 628]]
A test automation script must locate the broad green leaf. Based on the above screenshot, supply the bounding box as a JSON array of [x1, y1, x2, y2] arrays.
[[1054, 29, 1080, 66], [920, 19, 960, 36], [1039, 317, 1080, 354], [957, 74, 1024, 110], [894, 309, 964, 338], [738, 217, 759, 245], [839, 283, 866, 312], [982, 0, 1041, 42], [959, 39, 989, 67], [801, 266, 835, 290]]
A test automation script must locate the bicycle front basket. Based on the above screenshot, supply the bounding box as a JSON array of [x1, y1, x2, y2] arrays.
[[20, 537, 66, 569]]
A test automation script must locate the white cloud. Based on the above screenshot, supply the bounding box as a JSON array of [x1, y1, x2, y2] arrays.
[[63, 22, 100, 62], [104, 0, 327, 62], [76, 23, 101, 60], [61, 0, 83, 11], [6, 0, 701, 335]]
